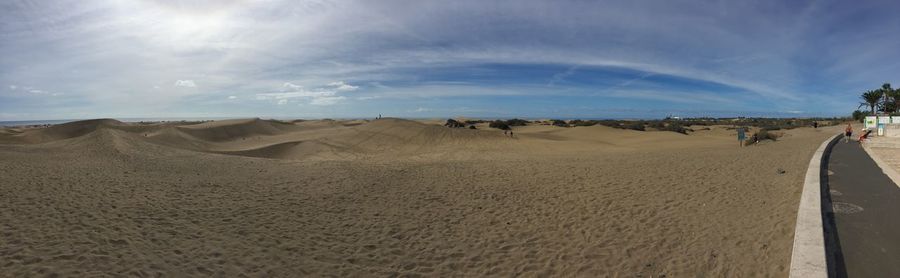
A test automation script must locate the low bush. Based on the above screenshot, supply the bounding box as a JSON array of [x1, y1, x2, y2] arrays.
[[505, 118, 530, 126], [745, 129, 780, 145], [444, 119, 465, 128], [489, 120, 511, 130], [551, 119, 568, 127], [623, 122, 645, 131], [597, 120, 621, 128], [570, 119, 598, 126], [661, 123, 690, 134], [647, 121, 666, 130]]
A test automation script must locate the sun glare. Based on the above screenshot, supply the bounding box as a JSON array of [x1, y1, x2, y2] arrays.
[[113, 0, 239, 49]]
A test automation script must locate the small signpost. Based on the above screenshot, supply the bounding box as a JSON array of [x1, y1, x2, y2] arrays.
[[865, 116, 877, 129], [737, 127, 746, 147]]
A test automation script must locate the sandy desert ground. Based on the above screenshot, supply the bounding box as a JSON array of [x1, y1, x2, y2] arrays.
[[0, 118, 839, 276]]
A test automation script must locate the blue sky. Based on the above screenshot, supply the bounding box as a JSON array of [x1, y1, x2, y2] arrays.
[[1, 0, 899, 120]]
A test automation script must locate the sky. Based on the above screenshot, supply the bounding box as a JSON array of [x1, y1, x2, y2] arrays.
[[2, 0, 900, 121]]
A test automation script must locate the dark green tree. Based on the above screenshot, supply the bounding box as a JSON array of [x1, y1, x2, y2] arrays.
[[852, 110, 867, 122], [884, 83, 900, 114], [860, 89, 883, 115]]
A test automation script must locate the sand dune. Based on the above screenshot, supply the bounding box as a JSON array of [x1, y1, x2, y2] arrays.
[[0, 118, 125, 144], [0, 118, 729, 159], [0, 118, 840, 276], [175, 119, 301, 142], [1, 118, 517, 160]]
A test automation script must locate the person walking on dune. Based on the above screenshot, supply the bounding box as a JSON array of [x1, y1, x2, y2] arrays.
[[844, 123, 853, 143]]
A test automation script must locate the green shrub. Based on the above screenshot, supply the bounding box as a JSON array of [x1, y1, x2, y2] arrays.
[[570, 119, 598, 126], [597, 120, 622, 128], [624, 122, 645, 131], [647, 121, 666, 129], [505, 118, 530, 126], [661, 123, 690, 134], [444, 119, 465, 128], [551, 119, 568, 127], [489, 120, 511, 130]]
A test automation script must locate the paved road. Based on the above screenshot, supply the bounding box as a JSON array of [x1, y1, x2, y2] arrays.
[[826, 140, 900, 277]]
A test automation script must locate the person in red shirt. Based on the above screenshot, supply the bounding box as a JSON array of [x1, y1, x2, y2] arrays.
[[844, 123, 853, 143]]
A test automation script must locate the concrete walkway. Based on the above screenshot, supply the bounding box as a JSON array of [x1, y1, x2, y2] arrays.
[[825, 140, 900, 277]]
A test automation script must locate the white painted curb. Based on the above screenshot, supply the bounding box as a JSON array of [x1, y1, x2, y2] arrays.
[[862, 144, 900, 189], [789, 134, 839, 278]]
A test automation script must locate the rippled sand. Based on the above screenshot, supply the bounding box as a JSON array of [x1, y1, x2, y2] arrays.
[[0, 118, 839, 276]]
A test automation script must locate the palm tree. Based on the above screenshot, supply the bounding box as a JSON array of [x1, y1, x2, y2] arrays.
[[884, 83, 900, 114], [860, 89, 883, 115]]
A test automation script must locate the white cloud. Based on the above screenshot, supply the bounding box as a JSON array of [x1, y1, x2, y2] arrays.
[[21, 86, 48, 95], [258, 82, 352, 106], [310, 96, 346, 106], [328, 81, 359, 91], [174, 80, 197, 88], [256, 91, 336, 100], [548, 66, 578, 86], [228, 95, 237, 99], [411, 107, 431, 112], [283, 82, 302, 90], [8, 85, 16, 90]]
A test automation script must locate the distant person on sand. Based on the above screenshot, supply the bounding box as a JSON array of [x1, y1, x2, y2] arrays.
[[844, 123, 853, 143], [813, 122, 818, 129]]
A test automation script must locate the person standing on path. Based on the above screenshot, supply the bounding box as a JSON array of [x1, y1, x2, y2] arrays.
[[845, 123, 853, 143]]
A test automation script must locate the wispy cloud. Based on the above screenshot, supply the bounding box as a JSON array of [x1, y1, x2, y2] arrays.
[[256, 81, 356, 106], [547, 66, 579, 86], [310, 96, 346, 106], [328, 81, 359, 91], [0, 0, 893, 119], [174, 80, 197, 88]]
